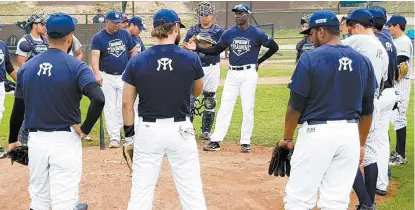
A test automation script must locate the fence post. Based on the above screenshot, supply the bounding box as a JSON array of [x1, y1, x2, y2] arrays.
[[85, 14, 89, 64]]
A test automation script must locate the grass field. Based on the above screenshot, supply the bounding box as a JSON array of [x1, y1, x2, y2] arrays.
[[0, 83, 413, 210]]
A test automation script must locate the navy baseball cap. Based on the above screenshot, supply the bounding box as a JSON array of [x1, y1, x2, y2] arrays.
[[231, 4, 251, 13], [120, 13, 129, 23], [345, 9, 373, 26], [129, 16, 146, 30], [300, 10, 340, 35], [106, 10, 123, 23], [368, 8, 386, 20], [371, 6, 387, 17], [46, 13, 77, 38], [385, 15, 407, 27], [153, 9, 185, 28]]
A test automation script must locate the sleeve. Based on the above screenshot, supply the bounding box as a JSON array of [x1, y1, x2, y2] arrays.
[[363, 57, 378, 97], [76, 63, 98, 92], [287, 53, 311, 97], [217, 30, 229, 46], [14, 69, 24, 99], [4, 44, 10, 62], [396, 40, 412, 58], [184, 28, 194, 42], [126, 33, 136, 51], [214, 27, 225, 42], [122, 59, 136, 86], [72, 35, 82, 51], [382, 50, 389, 81], [90, 35, 101, 51], [258, 29, 272, 46], [193, 53, 204, 80], [15, 38, 30, 57]]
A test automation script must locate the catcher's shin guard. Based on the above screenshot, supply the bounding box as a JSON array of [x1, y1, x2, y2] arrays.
[[201, 92, 216, 138], [201, 110, 215, 136]]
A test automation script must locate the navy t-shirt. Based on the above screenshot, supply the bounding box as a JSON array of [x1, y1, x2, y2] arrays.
[[184, 24, 225, 66], [288, 45, 377, 123], [0, 41, 10, 82], [122, 44, 204, 119], [375, 32, 397, 89], [15, 49, 97, 130], [91, 29, 135, 75], [217, 25, 272, 66], [132, 35, 145, 53]]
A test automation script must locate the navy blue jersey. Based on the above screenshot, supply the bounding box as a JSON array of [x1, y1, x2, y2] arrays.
[[0, 40, 10, 82], [218, 25, 271, 66], [15, 49, 97, 130], [91, 29, 135, 75], [289, 45, 377, 123], [375, 32, 397, 89], [295, 36, 313, 63], [132, 35, 145, 53], [122, 44, 204, 119], [184, 24, 225, 66]]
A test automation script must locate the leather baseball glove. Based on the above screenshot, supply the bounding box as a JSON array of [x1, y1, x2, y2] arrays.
[[191, 34, 216, 48], [8, 145, 29, 165], [268, 140, 294, 177], [398, 61, 409, 81], [122, 141, 134, 174]]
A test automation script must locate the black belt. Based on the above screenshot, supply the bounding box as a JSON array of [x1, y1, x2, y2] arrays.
[[101, 71, 122, 75], [28, 127, 71, 132], [229, 65, 252, 71], [202, 63, 218, 67], [307, 119, 359, 125], [142, 116, 187, 122]]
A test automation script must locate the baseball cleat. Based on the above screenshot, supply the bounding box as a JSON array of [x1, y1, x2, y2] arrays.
[[203, 141, 220, 151], [240, 144, 251, 153], [201, 132, 211, 140], [0, 146, 6, 159], [84, 135, 93, 141], [356, 204, 376, 210], [389, 154, 408, 165], [109, 140, 120, 148], [375, 189, 387, 196]]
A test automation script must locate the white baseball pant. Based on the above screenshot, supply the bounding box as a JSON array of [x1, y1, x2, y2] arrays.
[[210, 64, 258, 145], [28, 128, 82, 210], [0, 81, 5, 124], [391, 78, 411, 130], [101, 72, 123, 142], [202, 63, 220, 93], [364, 99, 380, 167], [128, 117, 206, 210], [284, 120, 360, 210], [376, 88, 396, 191]]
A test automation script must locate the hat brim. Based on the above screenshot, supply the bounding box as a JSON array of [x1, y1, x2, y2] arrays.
[[111, 19, 123, 23], [72, 17, 78, 25], [231, 8, 250, 13], [385, 20, 392, 26], [138, 25, 146, 30], [300, 27, 312, 35], [177, 21, 186, 28]]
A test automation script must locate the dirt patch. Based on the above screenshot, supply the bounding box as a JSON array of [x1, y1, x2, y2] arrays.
[[0, 143, 396, 210]]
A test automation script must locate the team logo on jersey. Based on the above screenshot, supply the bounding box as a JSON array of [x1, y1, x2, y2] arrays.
[[35, 44, 48, 54], [338, 57, 353, 72], [385, 42, 393, 52], [107, 39, 126, 57], [231, 37, 251, 56], [376, 49, 383, 59], [134, 43, 142, 53], [38, 62, 53, 77], [0, 49, 4, 65], [157, 58, 173, 71]]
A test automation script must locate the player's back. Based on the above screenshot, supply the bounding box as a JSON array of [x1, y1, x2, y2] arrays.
[[375, 32, 397, 88], [291, 44, 376, 122]]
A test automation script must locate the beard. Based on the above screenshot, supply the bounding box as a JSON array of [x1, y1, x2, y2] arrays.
[[174, 32, 181, 45]]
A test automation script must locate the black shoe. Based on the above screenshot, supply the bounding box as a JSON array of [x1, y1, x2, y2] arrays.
[[356, 204, 376, 210], [376, 188, 387, 196], [241, 144, 251, 153], [203, 141, 220, 151]]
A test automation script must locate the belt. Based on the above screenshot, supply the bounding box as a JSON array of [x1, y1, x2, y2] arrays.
[[101, 71, 122, 75], [28, 127, 71, 132], [202, 63, 218, 67], [229, 64, 253, 71], [307, 119, 359, 125], [142, 116, 187, 123]]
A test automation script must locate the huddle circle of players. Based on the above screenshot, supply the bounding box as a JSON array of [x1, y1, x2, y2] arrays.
[[0, 2, 412, 210]]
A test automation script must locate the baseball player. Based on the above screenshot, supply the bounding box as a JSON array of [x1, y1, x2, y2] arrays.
[[183, 1, 225, 140], [367, 8, 398, 197], [295, 14, 313, 62], [119, 12, 129, 29], [68, 34, 84, 60], [388, 15, 413, 167], [281, 10, 377, 210], [10, 13, 104, 209], [185, 4, 279, 152], [90, 10, 137, 148], [93, 8, 106, 24], [128, 16, 146, 53], [122, 9, 206, 210]]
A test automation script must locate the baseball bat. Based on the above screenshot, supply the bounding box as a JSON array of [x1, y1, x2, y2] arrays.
[[99, 114, 105, 150]]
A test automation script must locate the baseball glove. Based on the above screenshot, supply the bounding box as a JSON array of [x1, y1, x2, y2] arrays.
[[8, 145, 29, 165], [122, 141, 134, 174], [268, 141, 294, 177], [398, 62, 409, 81], [191, 34, 216, 48]]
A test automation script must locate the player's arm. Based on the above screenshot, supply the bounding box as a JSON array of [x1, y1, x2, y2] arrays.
[[182, 29, 193, 50], [90, 35, 103, 85], [121, 59, 137, 139], [283, 91, 305, 140], [72, 35, 84, 60], [4, 47, 17, 81], [127, 33, 138, 57], [195, 42, 227, 56], [16, 39, 31, 68], [8, 70, 25, 150], [74, 49, 84, 60], [257, 39, 279, 66]]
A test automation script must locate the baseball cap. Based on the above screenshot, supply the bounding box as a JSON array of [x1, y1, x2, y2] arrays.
[[46, 13, 77, 38], [231, 4, 251, 13], [345, 9, 374, 26], [120, 13, 129, 23], [106, 10, 123, 23], [368, 8, 386, 20], [300, 10, 340, 35], [371, 6, 387, 17], [153, 9, 185, 28], [129, 16, 146, 30], [385, 15, 407, 27]]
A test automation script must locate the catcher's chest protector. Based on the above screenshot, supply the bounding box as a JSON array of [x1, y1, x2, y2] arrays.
[[192, 24, 222, 40], [24, 34, 49, 60]]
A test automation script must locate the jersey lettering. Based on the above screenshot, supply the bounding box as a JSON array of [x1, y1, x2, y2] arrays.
[[231, 37, 251, 56], [107, 39, 126, 57], [338, 57, 353, 72], [37, 62, 53, 77], [157, 58, 173, 71]]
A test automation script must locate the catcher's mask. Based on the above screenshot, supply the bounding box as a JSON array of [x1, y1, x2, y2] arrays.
[[27, 11, 47, 28], [301, 14, 312, 25], [197, 1, 216, 17]]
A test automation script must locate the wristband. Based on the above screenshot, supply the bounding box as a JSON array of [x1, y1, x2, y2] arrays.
[[124, 125, 135, 137], [283, 138, 293, 142]]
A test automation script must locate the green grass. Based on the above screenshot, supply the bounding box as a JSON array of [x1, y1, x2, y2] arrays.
[[0, 84, 413, 210]]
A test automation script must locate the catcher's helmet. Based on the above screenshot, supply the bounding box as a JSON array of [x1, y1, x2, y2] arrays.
[[27, 11, 47, 28], [301, 14, 312, 25], [196, 1, 216, 16]]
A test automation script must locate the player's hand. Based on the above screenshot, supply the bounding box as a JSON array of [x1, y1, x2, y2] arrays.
[[94, 73, 103, 86], [8, 141, 22, 151], [72, 124, 86, 139], [256, 64, 259, 71], [359, 146, 365, 175], [184, 40, 197, 51], [278, 138, 294, 150]]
